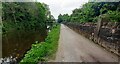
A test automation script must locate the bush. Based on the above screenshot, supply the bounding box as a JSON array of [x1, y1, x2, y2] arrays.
[[107, 11, 120, 22]]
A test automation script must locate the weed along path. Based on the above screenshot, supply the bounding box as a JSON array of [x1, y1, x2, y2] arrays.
[[55, 24, 118, 62]]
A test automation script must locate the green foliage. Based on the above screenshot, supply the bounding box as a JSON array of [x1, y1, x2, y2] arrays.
[[2, 2, 56, 60], [58, 2, 120, 23], [2, 2, 47, 34], [58, 14, 63, 23], [20, 25, 60, 63], [107, 11, 120, 22], [58, 14, 70, 23], [2, 2, 55, 36]]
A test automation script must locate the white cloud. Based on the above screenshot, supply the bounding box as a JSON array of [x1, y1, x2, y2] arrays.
[[37, 0, 88, 19]]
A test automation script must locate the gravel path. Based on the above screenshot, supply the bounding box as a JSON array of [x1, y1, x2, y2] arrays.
[[55, 24, 118, 62]]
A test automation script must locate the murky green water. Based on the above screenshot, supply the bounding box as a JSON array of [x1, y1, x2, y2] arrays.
[[2, 29, 47, 60]]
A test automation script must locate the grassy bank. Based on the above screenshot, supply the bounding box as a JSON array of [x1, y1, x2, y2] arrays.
[[20, 25, 60, 63]]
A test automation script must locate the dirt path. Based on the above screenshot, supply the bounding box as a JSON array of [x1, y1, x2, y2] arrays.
[[55, 24, 118, 62]]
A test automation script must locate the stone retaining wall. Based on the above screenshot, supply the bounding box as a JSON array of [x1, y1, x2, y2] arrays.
[[64, 22, 120, 56]]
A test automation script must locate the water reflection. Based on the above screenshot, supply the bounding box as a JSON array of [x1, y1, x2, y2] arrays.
[[2, 29, 47, 60]]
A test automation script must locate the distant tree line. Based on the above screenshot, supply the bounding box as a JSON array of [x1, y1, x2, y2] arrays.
[[58, 1, 120, 23]]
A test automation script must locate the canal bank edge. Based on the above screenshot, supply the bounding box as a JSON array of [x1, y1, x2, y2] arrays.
[[20, 24, 60, 63]]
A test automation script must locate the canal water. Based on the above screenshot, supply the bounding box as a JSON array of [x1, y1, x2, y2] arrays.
[[2, 29, 47, 60]]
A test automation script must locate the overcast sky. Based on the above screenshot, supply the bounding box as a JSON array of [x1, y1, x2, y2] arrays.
[[37, 0, 88, 19]]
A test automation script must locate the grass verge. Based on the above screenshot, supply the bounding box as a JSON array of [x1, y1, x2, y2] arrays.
[[20, 25, 60, 63]]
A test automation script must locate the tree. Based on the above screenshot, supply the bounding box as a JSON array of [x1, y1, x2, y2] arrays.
[[58, 2, 120, 23], [58, 14, 63, 23]]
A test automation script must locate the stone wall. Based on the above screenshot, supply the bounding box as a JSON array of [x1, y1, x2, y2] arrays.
[[64, 21, 120, 56]]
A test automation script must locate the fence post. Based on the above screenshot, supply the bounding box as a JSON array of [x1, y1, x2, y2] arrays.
[[96, 18, 103, 44]]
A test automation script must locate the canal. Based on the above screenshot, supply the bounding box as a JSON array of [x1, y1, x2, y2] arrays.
[[2, 28, 47, 60]]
